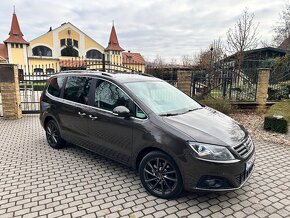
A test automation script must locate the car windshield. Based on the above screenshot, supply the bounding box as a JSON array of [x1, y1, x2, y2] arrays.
[[124, 81, 202, 116]]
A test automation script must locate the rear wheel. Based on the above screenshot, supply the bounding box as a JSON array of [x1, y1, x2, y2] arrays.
[[45, 120, 65, 149], [139, 151, 183, 199]]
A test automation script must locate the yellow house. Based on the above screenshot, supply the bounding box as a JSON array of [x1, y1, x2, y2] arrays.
[[0, 11, 145, 73]]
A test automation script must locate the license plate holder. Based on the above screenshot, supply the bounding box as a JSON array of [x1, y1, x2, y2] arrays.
[[246, 154, 255, 171]]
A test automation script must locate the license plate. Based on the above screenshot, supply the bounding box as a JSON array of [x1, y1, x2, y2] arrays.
[[246, 154, 255, 171]]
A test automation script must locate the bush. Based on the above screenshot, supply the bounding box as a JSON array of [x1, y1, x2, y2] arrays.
[[263, 99, 290, 133], [264, 116, 288, 133], [199, 97, 232, 115]]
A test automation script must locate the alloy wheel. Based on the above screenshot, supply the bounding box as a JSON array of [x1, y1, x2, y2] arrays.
[[143, 157, 178, 196]]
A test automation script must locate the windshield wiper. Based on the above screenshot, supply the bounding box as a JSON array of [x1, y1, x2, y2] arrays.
[[181, 107, 203, 114], [159, 113, 180, 116]]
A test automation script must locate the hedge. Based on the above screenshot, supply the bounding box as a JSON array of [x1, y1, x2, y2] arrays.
[[264, 100, 290, 133]]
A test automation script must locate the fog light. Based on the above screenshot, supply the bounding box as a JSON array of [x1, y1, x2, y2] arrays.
[[197, 176, 233, 189], [205, 179, 222, 188]]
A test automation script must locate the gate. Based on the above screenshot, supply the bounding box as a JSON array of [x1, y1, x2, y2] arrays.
[[20, 70, 53, 113], [191, 66, 258, 102]]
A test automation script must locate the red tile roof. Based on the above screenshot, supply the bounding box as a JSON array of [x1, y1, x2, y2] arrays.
[[105, 25, 124, 51], [4, 13, 28, 44], [122, 52, 145, 65], [0, 43, 8, 59], [59, 60, 87, 68]]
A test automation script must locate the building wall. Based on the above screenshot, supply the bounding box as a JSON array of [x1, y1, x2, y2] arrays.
[[58, 27, 80, 42], [28, 58, 60, 72], [10, 47, 26, 66], [29, 31, 54, 50], [84, 36, 104, 54]]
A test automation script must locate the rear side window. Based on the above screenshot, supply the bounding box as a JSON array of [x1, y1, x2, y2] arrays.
[[64, 76, 92, 105], [47, 77, 65, 97]]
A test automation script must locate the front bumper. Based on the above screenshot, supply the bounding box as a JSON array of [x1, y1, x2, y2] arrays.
[[181, 150, 255, 192]]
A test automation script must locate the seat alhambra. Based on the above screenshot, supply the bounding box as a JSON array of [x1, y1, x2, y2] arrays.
[[40, 71, 255, 199]]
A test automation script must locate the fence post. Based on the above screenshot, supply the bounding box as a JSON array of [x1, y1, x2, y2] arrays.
[[177, 70, 192, 96], [0, 64, 22, 119], [256, 68, 270, 113]]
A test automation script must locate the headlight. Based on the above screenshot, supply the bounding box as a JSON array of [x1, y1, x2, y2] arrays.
[[188, 142, 235, 161]]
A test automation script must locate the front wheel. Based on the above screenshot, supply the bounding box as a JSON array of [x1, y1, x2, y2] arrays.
[[45, 120, 65, 149], [139, 151, 183, 199]]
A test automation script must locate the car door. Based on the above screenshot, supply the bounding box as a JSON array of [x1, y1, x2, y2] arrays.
[[59, 75, 93, 148], [87, 78, 134, 165]]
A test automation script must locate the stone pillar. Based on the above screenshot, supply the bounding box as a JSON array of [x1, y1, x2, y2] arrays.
[[256, 68, 270, 113], [177, 70, 192, 96], [0, 64, 22, 119]]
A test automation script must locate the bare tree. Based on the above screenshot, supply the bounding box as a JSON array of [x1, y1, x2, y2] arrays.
[[152, 55, 164, 67], [226, 9, 259, 67], [170, 58, 177, 66], [181, 55, 194, 66], [196, 38, 225, 70], [273, 3, 290, 49]]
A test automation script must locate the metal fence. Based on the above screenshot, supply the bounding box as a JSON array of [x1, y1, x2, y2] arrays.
[[268, 70, 290, 101], [191, 65, 258, 102], [20, 70, 53, 113]]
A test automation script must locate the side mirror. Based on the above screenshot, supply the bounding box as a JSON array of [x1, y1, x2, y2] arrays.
[[113, 106, 130, 117]]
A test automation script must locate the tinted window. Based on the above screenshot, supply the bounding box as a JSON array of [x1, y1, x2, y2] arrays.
[[64, 76, 92, 104], [47, 77, 65, 97], [60, 39, 66, 47], [94, 80, 133, 111], [86, 49, 102, 59], [32, 46, 52, 57]]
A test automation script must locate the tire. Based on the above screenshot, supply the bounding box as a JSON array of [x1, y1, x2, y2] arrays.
[[139, 151, 183, 199], [45, 119, 65, 149]]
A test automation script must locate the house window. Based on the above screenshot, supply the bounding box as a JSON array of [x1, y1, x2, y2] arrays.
[[46, 68, 55, 74], [67, 38, 72, 46], [32, 46, 52, 57], [16, 44, 19, 48], [20, 44, 23, 48], [61, 46, 79, 57], [86, 49, 102, 59], [11, 43, 14, 48], [33, 68, 44, 73], [73, 40, 78, 48], [60, 39, 66, 47]]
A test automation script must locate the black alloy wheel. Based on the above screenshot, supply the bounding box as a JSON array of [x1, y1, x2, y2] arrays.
[[45, 120, 65, 149], [139, 151, 183, 199]]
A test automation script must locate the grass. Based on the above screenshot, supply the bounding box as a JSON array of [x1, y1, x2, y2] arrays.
[[264, 99, 290, 133], [199, 97, 232, 115]]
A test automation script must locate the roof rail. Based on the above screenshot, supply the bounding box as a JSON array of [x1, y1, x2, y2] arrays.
[[141, 73, 154, 77], [101, 72, 113, 77]]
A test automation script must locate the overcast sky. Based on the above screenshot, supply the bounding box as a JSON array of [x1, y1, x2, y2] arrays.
[[0, 0, 287, 62]]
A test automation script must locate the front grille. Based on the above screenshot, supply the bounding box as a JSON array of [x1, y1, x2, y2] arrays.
[[235, 164, 254, 185], [233, 136, 253, 158]]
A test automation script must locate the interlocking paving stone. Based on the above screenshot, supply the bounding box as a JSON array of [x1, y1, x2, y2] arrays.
[[0, 114, 290, 217]]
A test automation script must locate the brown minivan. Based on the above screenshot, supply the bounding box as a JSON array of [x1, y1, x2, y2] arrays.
[[40, 71, 255, 199]]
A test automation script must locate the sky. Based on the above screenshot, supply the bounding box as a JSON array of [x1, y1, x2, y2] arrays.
[[0, 0, 287, 62]]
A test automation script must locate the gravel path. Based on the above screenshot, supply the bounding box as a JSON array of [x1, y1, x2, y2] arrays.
[[230, 111, 290, 146]]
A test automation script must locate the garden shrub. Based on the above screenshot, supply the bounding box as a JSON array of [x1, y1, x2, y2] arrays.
[[199, 97, 232, 115], [263, 99, 290, 133]]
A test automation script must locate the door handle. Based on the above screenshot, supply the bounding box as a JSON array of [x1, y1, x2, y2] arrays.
[[78, 112, 86, 116], [89, 115, 98, 120]]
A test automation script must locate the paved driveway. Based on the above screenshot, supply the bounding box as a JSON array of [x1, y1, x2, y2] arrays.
[[0, 115, 290, 218]]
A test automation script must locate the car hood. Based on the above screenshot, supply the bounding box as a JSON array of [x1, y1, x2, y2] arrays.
[[162, 107, 247, 146]]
